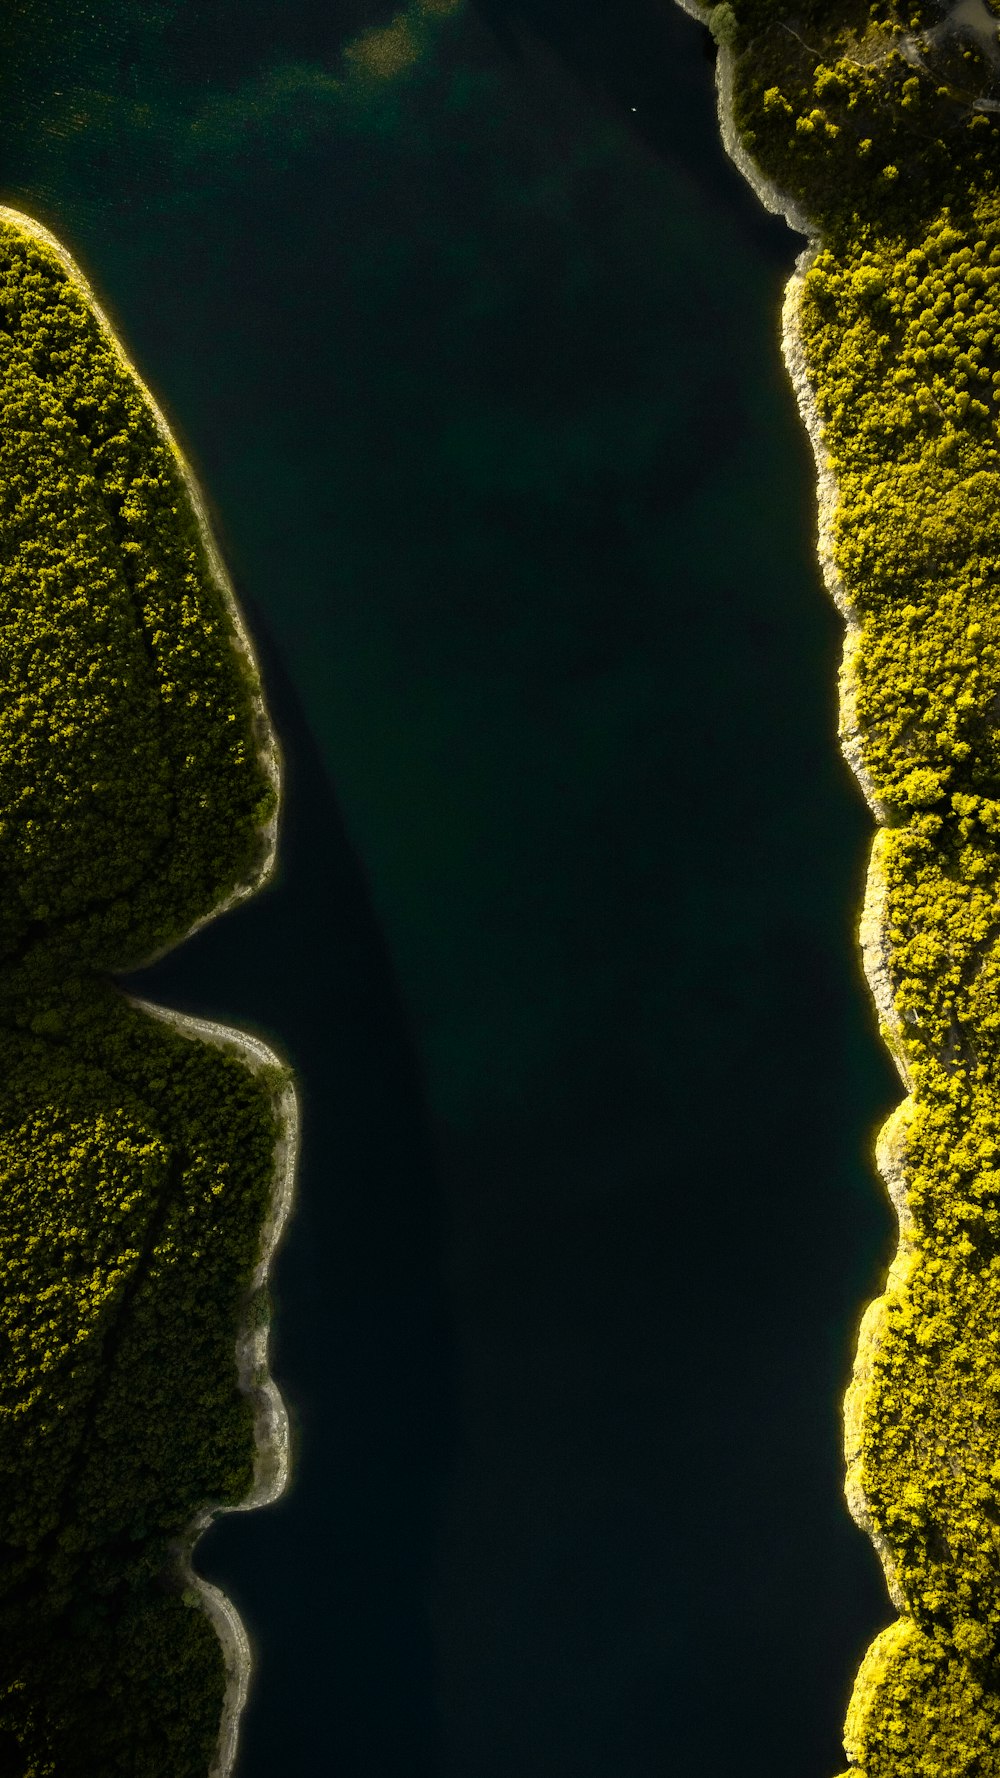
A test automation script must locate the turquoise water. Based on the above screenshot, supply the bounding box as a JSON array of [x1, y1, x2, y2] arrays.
[[1, 3, 898, 1773]]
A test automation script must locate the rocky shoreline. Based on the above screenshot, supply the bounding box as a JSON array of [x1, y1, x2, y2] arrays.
[[671, 0, 912, 1617], [134, 1000, 299, 1778]]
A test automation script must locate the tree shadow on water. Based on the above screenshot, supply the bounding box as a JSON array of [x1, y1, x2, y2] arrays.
[[124, 606, 458, 1778]]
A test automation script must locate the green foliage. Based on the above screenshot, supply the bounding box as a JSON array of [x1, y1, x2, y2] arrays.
[[799, 205, 1000, 817], [787, 124, 1000, 1772], [0, 221, 274, 979], [844, 1619, 1000, 1776], [707, 0, 1000, 1770], [0, 215, 284, 1775], [722, 0, 1000, 239]]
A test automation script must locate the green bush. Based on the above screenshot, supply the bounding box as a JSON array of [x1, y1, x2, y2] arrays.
[[708, 3, 739, 48]]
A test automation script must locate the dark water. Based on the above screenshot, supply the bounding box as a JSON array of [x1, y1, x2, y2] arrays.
[[0, 3, 898, 1774]]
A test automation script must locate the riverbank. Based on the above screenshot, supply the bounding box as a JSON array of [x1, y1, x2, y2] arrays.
[[0, 206, 295, 1776], [0, 204, 283, 956], [778, 263, 916, 1618], [670, 15, 911, 1591], [675, 6, 1000, 1772], [671, 0, 921, 1733], [136, 998, 299, 1778]]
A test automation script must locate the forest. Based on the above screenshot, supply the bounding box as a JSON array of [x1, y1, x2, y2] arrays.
[[0, 217, 285, 1776], [9, 0, 1000, 1769], [713, 1, 1000, 1773]]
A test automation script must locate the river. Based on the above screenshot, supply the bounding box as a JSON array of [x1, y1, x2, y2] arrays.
[[0, 2, 896, 1773]]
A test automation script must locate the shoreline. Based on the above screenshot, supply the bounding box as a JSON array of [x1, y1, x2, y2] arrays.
[[132, 997, 300, 1778], [0, 204, 283, 958], [0, 207, 297, 1776], [775, 179, 916, 1627], [672, 3, 912, 1610]]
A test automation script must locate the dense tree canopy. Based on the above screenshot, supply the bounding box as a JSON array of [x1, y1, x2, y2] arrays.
[[707, 1, 1000, 1772], [0, 216, 284, 1777], [0, 221, 275, 990]]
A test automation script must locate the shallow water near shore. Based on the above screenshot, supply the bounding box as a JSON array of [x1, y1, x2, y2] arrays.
[[2, 3, 898, 1774]]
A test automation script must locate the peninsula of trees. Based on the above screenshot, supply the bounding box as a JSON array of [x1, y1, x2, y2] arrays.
[[690, 0, 1000, 1770], [0, 213, 289, 1777]]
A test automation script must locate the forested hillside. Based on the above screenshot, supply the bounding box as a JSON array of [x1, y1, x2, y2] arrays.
[[705, 3, 1000, 1773], [0, 215, 284, 1777]]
